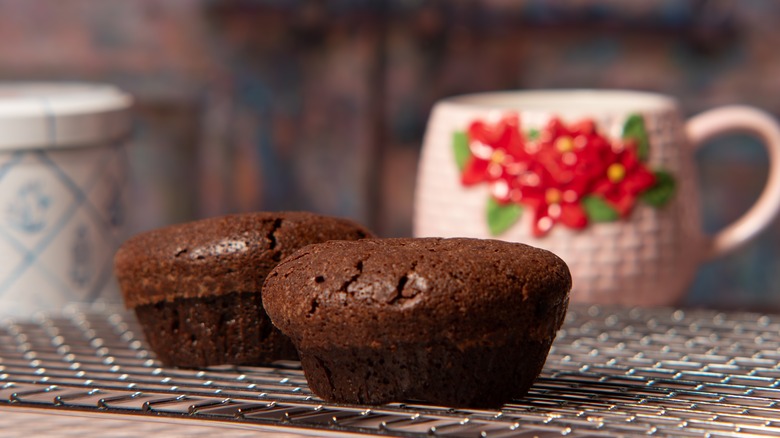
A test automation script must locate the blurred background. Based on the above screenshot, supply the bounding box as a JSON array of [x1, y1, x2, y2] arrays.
[[2, 0, 779, 310]]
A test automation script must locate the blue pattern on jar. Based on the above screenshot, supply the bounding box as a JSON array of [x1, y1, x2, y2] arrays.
[[7, 181, 51, 233], [107, 182, 124, 228], [70, 224, 91, 288]]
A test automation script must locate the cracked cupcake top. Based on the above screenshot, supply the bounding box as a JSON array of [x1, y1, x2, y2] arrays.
[[115, 211, 372, 307], [263, 237, 571, 349]]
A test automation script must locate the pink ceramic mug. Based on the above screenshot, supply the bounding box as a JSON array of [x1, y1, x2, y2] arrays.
[[414, 90, 780, 306]]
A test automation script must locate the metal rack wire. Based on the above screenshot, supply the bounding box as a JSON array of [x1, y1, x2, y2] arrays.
[[2, 303, 780, 437]]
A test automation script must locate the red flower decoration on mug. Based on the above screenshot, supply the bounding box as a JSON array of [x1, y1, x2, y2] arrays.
[[453, 113, 676, 236], [460, 114, 529, 186]]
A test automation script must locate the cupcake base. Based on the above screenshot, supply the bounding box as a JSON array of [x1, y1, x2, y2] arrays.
[[134, 291, 298, 368], [299, 338, 552, 408]]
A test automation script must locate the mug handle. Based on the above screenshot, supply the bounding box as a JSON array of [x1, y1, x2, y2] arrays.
[[686, 105, 780, 260]]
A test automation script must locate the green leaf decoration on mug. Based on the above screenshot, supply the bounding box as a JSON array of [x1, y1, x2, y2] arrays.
[[486, 197, 523, 236], [582, 195, 620, 222], [453, 131, 470, 172], [641, 170, 676, 207], [622, 114, 651, 162], [455, 112, 676, 236]]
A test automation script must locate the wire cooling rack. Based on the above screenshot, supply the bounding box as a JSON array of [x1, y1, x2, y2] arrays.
[[1, 304, 780, 437]]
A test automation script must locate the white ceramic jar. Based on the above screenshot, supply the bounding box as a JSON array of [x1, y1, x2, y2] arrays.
[[0, 82, 132, 316]]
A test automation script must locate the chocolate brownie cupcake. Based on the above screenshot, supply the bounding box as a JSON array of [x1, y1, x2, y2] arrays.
[[263, 237, 571, 408], [114, 211, 372, 368]]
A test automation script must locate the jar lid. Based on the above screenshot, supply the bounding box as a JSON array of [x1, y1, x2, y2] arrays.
[[0, 82, 133, 150]]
